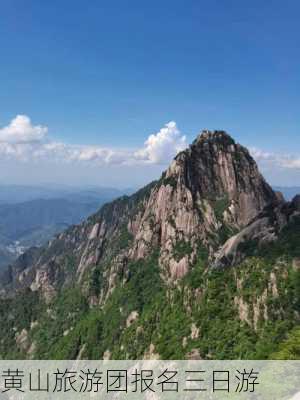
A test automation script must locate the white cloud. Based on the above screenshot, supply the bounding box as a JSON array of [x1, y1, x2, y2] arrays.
[[134, 121, 187, 163], [283, 159, 300, 169], [0, 115, 47, 144], [73, 146, 130, 165], [0, 115, 187, 166], [0, 115, 298, 174], [249, 147, 274, 161]]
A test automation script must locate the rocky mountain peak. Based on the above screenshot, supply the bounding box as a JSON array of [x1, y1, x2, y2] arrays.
[[0, 131, 288, 296], [192, 129, 236, 147], [166, 130, 277, 228], [1, 131, 300, 361]]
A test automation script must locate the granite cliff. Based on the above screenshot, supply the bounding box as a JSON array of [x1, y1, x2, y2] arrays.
[[1, 131, 299, 359]]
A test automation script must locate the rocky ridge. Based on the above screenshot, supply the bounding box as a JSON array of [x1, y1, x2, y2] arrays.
[[0, 130, 299, 360], [1, 130, 298, 299]]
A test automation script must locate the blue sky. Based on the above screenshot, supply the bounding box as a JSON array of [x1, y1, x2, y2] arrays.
[[0, 0, 299, 187]]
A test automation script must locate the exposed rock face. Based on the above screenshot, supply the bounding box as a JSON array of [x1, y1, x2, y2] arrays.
[[0, 130, 292, 297], [293, 258, 300, 271], [213, 204, 288, 268], [15, 328, 30, 352], [128, 130, 279, 277], [126, 310, 139, 327], [172, 131, 276, 227], [291, 195, 300, 212], [144, 343, 160, 360], [190, 323, 200, 340], [1, 130, 300, 361]]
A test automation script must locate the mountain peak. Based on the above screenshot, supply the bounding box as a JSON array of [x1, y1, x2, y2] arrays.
[[1, 131, 280, 289], [193, 129, 236, 147], [1, 130, 299, 361], [167, 130, 277, 229]]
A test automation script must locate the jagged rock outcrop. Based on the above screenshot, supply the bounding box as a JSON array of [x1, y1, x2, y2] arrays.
[[128, 130, 279, 276], [1, 129, 300, 361], [292, 195, 300, 212], [0, 130, 294, 298]]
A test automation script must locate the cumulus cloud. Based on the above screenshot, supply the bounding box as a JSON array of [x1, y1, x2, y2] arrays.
[[0, 115, 187, 166], [0, 115, 298, 173], [0, 115, 48, 144], [134, 121, 187, 163]]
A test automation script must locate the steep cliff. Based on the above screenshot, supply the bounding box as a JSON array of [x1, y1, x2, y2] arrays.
[[0, 131, 299, 360]]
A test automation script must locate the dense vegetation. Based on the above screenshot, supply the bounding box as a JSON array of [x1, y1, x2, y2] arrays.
[[0, 202, 299, 360], [1, 227, 299, 360]]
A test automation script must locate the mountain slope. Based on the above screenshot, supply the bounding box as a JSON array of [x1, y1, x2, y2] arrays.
[[0, 130, 299, 360]]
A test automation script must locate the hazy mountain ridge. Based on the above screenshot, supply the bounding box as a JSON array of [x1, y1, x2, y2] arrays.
[[0, 187, 129, 270], [0, 131, 299, 360], [273, 186, 300, 201], [0, 185, 129, 205]]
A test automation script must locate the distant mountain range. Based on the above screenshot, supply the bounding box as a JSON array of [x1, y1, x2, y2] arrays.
[[274, 186, 300, 201], [0, 186, 131, 270], [0, 184, 131, 205]]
